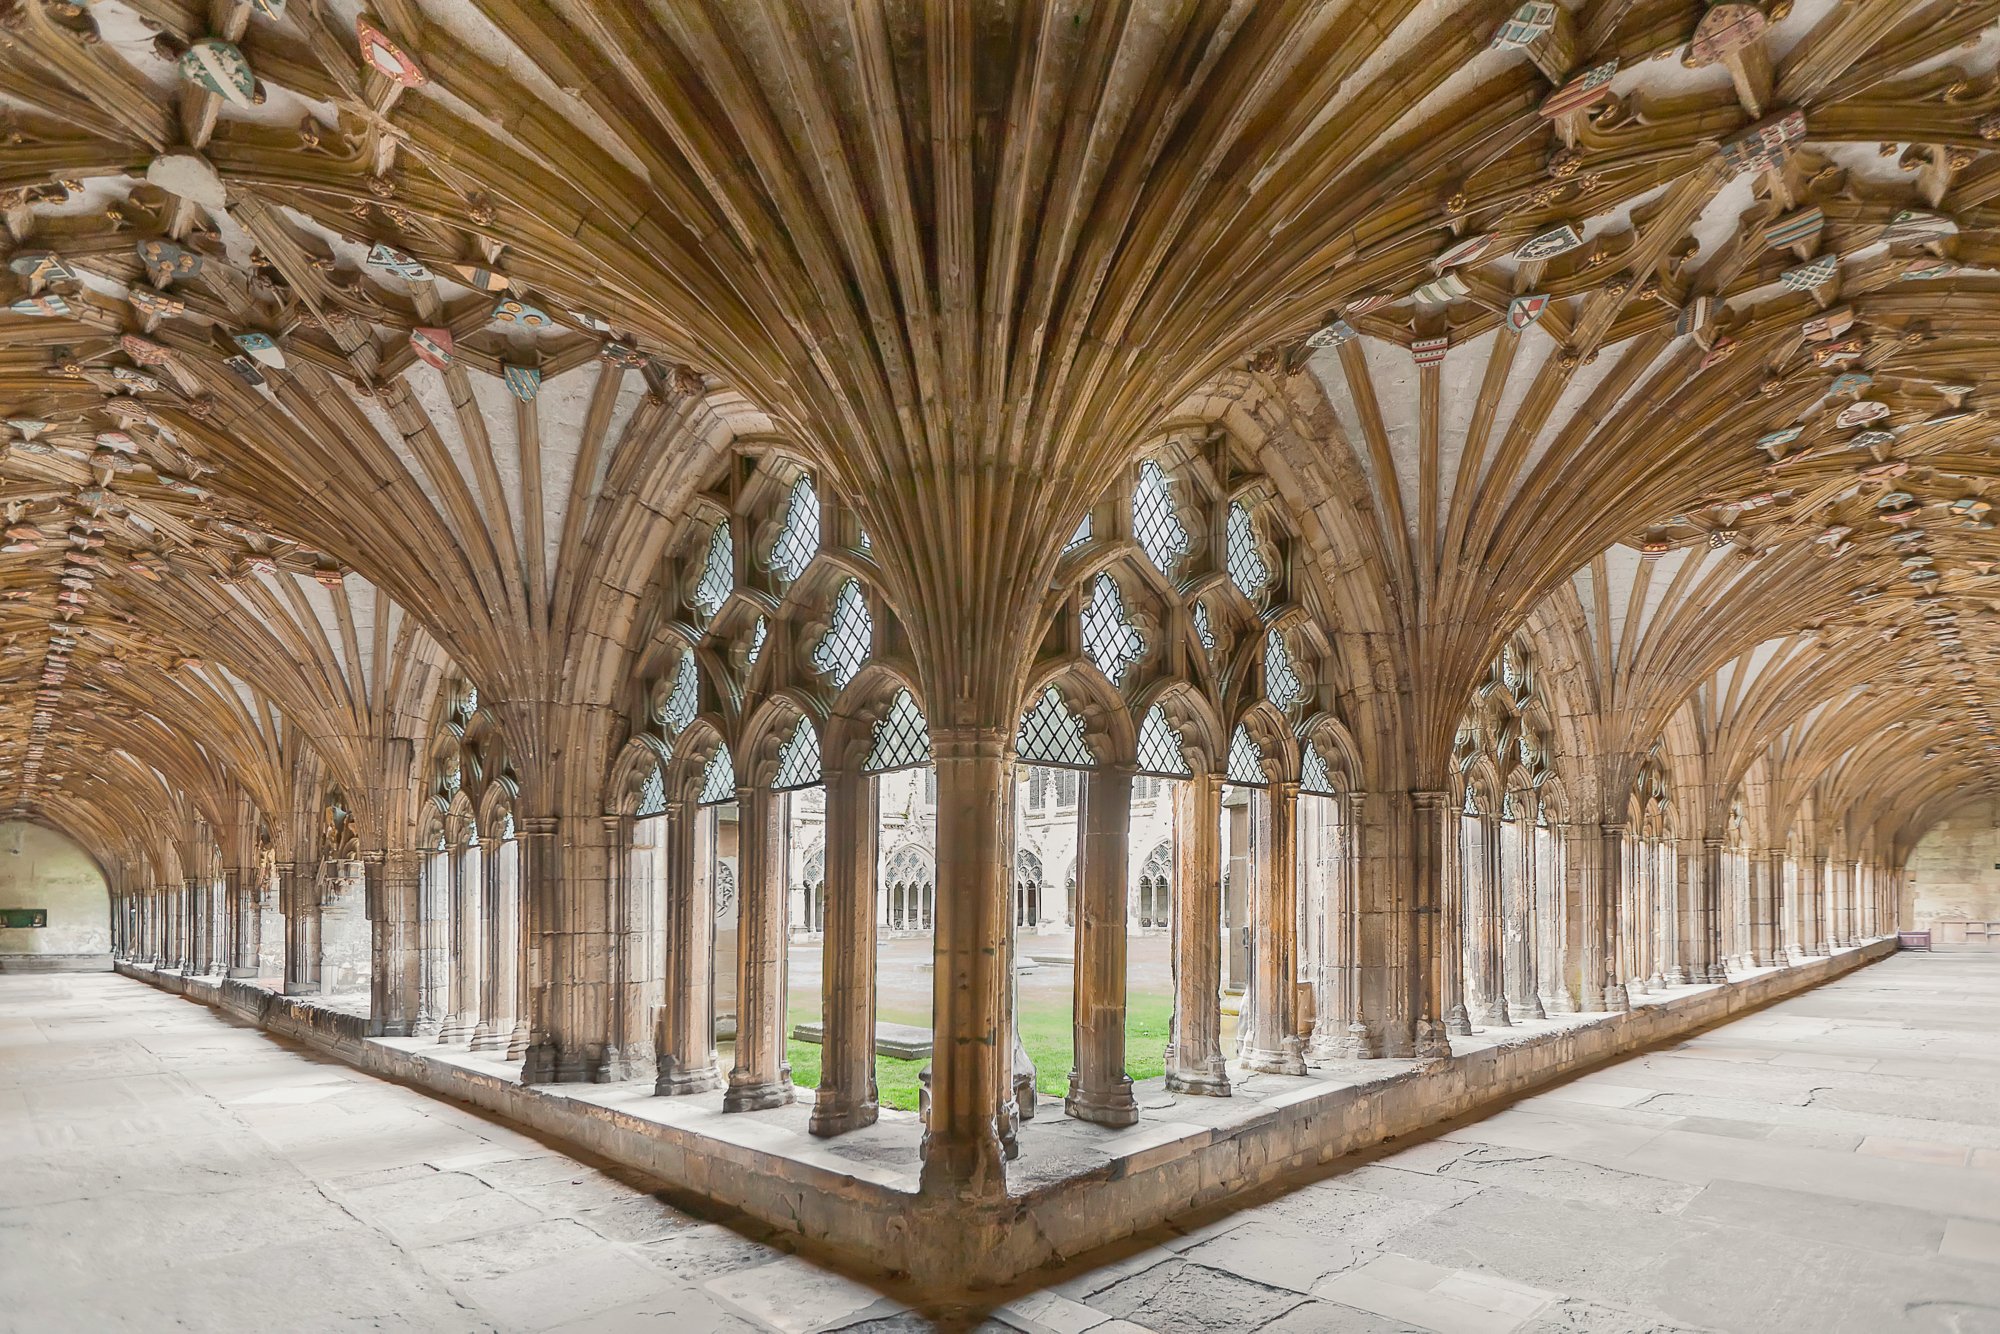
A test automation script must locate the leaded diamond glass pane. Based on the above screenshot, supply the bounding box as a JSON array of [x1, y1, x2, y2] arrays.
[[1301, 741, 1335, 795], [1226, 724, 1266, 786], [699, 744, 734, 805], [636, 762, 667, 818], [865, 687, 932, 773], [1226, 501, 1271, 599], [1133, 459, 1190, 576], [1081, 573, 1143, 686], [857, 526, 871, 554], [811, 578, 872, 688], [1016, 686, 1093, 768], [694, 520, 733, 616], [663, 649, 697, 733], [1136, 705, 1191, 777], [747, 616, 767, 666], [1064, 515, 1092, 554], [1192, 600, 1215, 655], [775, 718, 821, 790], [769, 475, 820, 581], [1266, 629, 1305, 711]]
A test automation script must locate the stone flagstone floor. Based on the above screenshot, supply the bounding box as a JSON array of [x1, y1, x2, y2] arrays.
[[4, 952, 2000, 1332]]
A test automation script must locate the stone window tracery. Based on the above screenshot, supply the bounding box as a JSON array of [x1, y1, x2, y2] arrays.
[[1227, 724, 1266, 786], [662, 649, 697, 734], [1082, 573, 1144, 687], [1301, 740, 1336, 796], [699, 745, 735, 805], [1017, 686, 1094, 769], [775, 718, 822, 791], [1134, 459, 1191, 576], [1227, 502, 1272, 601], [811, 578, 872, 689], [865, 688, 931, 773], [1136, 705, 1192, 777], [1266, 629, 1306, 712], [693, 520, 733, 618], [636, 763, 667, 819], [769, 475, 821, 582]]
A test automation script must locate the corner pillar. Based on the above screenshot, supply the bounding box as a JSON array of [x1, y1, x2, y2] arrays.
[[1068, 765, 1138, 1123]]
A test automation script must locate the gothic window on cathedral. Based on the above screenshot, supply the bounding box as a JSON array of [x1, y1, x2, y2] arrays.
[[1133, 459, 1190, 576], [769, 475, 821, 582]]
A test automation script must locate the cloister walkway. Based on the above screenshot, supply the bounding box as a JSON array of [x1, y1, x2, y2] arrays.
[[4, 955, 1999, 1333]]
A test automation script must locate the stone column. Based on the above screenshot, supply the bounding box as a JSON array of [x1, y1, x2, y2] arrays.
[[1698, 839, 1726, 982], [1845, 859, 1863, 945], [1439, 803, 1471, 1036], [366, 852, 421, 1036], [606, 815, 660, 1078], [656, 796, 722, 1093], [1502, 817, 1543, 1019], [282, 865, 321, 995], [522, 815, 621, 1084], [1069, 765, 1140, 1122], [921, 727, 1015, 1199], [1240, 782, 1307, 1074], [227, 868, 258, 977], [438, 846, 481, 1043], [1166, 772, 1229, 1094], [472, 836, 517, 1052], [812, 762, 879, 1135], [1594, 822, 1630, 1010], [1802, 853, 1829, 956], [1468, 816, 1510, 1027], [1751, 850, 1782, 966], [1412, 790, 1455, 1061], [724, 785, 792, 1111]]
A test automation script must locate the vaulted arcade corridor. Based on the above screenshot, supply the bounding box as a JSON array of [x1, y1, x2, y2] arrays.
[[8, 953, 1998, 1331], [9, 0, 2000, 1315]]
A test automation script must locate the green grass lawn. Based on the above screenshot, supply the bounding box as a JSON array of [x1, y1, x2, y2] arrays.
[[785, 991, 1173, 1111]]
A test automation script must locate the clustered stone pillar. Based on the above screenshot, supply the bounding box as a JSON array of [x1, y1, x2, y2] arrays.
[[656, 793, 722, 1094], [1165, 772, 1229, 1094], [1466, 814, 1510, 1028], [1069, 765, 1139, 1123], [227, 867, 259, 977], [366, 851, 422, 1037], [283, 863, 322, 996], [1597, 822, 1630, 1011], [1241, 781, 1307, 1074], [1750, 849, 1781, 967], [812, 762, 879, 1135], [724, 784, 792, 1112], [922, 726, 1014, 1199], [1698, 839, 1726, 982], [1412, 791, 1455, 1061]]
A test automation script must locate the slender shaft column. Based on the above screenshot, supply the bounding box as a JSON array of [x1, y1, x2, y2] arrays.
[[1440, 804, 1471, 1035], [656, 796, 722, 1093], [1597, 822, 1630, 1011], [724, 785, 793, 1111], [1470, 817, 1510, 1027], [519, 818, 585, 1082], [283, 865, 321, 995], [226, 868, 257, 976], [921, 727, 1015, 1199], [1664, 844, 1690, 984], [1751, 850, 1781, 966], [471, 837, 514, 1051], [1502, 818, 1543, 1018], [366, 852, 421, 1036], [438, 845, 481, 1043], [606, 814, 660, 1079], [1166, 773, 1229, 1094], [1840, 859, 1859, 947], [812, 763, 879, 1135], [1699, 839, 1726, 982], [1804, 853, 1829, 955], [1240, 782, 1307, 1073], [1069, 765, 1140, 1122], [1412, 791, 1454, 1062]]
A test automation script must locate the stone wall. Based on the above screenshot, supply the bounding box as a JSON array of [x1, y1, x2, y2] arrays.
[[1908, 802, 2000, 946], [0, 821, 111, 968]]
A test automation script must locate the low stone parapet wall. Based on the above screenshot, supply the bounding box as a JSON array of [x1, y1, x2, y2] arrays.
[[115, 938, 1896, 1294]]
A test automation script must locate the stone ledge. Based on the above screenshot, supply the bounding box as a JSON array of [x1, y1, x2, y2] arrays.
[[116, 938, 1896, 1295]]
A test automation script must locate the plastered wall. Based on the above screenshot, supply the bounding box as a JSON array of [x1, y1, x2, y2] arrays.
[[0, 821, 110, 959]]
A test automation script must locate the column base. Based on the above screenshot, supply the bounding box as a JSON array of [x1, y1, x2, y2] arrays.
[[469, 1021, 509, 1053], [809, 1092, 880, 1137], [722, 1079, 795, 1113], [1540, 990, 1576, 1016], [1445, 1004, 1473, 1037], [918, 1129, 1009, 1202], [655, 1061, 724, 1096], [1603, 983, 1630, 1013], [1474, 999, 1513, 1028], [283, 979, 321, 997], [1510, 995, 1547, 1021], [522, 1038, 609, 1085], [1065, 1076, 1140, 1127], [1665, 966, 1689, 985], [1164, 1062, 1232, 1096], [1413, 1017, 1452, 1068]]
